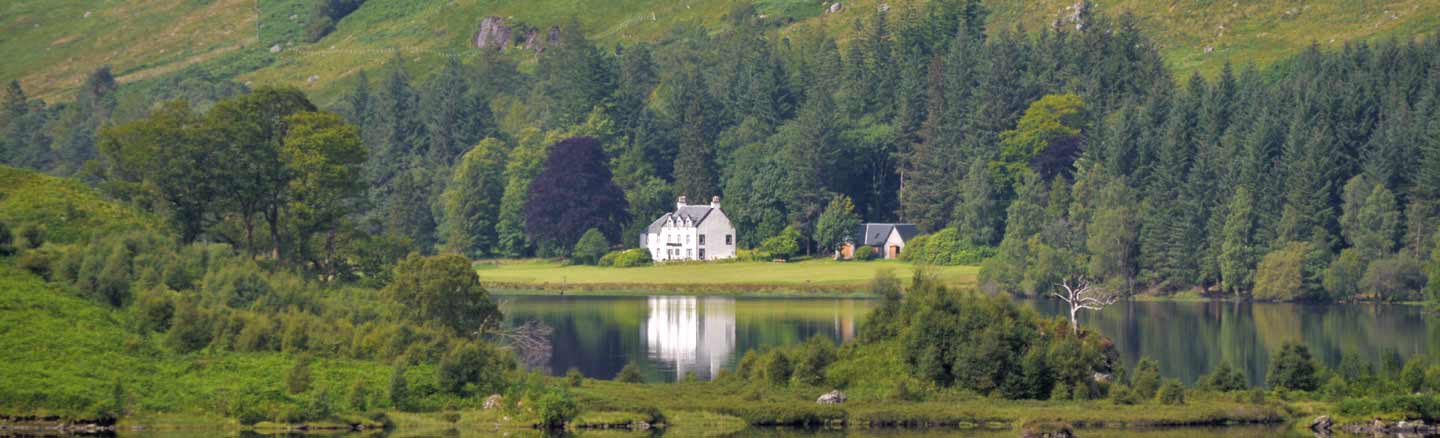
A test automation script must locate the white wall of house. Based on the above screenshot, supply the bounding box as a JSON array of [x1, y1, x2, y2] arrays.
[[696, 209, 736, 260], [883, 228, 906, 259]]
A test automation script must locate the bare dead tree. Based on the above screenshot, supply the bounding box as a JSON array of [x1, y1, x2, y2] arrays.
[[495, 319, 553, 370], [1052, 277, 1118, 336]]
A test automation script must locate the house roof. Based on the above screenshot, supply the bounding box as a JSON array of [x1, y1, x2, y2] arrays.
[[646, 205, 718, 233], [851, 223, 919, 246]]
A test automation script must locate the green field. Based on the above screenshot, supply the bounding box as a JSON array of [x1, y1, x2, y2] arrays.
[[476, 258, 977, 294], [7, 0, 1438, 103]]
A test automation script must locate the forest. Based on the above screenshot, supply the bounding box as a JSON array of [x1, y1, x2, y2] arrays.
[[3, 0, 1440, 302]]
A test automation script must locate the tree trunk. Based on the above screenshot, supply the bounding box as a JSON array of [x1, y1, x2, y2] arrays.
[[242, 215, 256, 259], [1069, 304, 1079, 336]]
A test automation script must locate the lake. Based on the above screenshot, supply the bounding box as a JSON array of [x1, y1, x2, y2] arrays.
[[498, 294, 1437, 385]]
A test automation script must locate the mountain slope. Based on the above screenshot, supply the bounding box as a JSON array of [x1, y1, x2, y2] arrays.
[[4, 0, 1438, 102]]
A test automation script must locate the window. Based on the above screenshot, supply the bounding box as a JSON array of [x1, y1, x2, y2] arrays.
[[686, 235, 691, 244], [725, 234, 733, 245], [699, 235, 706, 245], [686, 249, 692, 258], [699, 249, 706, 259]]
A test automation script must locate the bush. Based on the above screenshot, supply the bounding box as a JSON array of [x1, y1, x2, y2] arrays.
[[437, 341, 512, 396], [287, 357, 313, 394], [760, 226, 801, 260], [1254, 242, 1310, 301], [616, 362, 644, 383], [16, 224, 44, 250], [534, 388, 578, 429], [572, 228, 609, 265], [1267, 343, 1320, 391], [790, 336, 837, 386], [566, 368, 584, 387], [1362, 254, 1427, 302], [899, 229, 996, 265], [1131, 358, 1161, 399], [0, 221, 13, 256], [1402, 357, 1427, 393], [598, 248, 652, 267], [16, 249, 54, 279], [1109, 384, 1137, 405], [736, 350, 762, 379], [760, 350, 792, 386], [853, 245, 876, 260], [1198, 362, 1248, 392], [1157, 379, 1185, 405]]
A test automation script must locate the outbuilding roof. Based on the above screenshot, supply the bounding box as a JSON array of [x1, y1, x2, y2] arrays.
[[851, 223, 920, 246]]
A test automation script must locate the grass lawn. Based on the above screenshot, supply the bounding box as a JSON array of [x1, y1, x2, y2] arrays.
[[475, 259, 978, 295]]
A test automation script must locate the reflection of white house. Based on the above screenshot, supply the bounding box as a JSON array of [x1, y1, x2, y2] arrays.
[[645, 296, 735, 379], [641, 196, 737, 262]]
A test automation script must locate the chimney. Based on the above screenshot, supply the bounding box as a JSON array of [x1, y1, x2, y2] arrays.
[[711, 196, 721, 209], [677, 195, 688, 210]]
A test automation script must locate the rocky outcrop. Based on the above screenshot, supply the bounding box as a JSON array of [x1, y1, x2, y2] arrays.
[[474, 16, 512, 50], [1021, 421, 1075, 438], [1309, 415, 1331, 432], [1339, 418, 1439, 435], [817, 390, 847, 404]]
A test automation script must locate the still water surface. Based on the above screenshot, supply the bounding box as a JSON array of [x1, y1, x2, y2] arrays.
[[498, 294, 1437, 385]]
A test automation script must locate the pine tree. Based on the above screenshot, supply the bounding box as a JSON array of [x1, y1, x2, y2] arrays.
[[673, 96, 719, 201], [781, 89, 841, 253], [954, 157, 998, 245], [1219, 187, 1258, 295], [441, 139, 509, 258]]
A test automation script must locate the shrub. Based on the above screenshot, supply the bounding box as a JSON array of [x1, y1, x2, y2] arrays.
[[760, 350, 792, 386], [1109, 384, 1137, 405], [16, 224, 44, 250], [1131, 358, 1161, 399], [1267, 343, 1320, 391], [598, 248, 652, 267], [534, 388, 578, 429], [736, 350, 762, 380], [790, 336, 837, 386], [287, 357, 313, 394], [616, 362, 645, 383], [0, 221, 13, 256], [1254, 242, 1310, 301], [566, 368, 584, 387], [572, 228, 609, 265], [1402, 358, 1427, 393], [1198, 362, 1248, 392], [1362, 254, 1427, 302], [899, 229, 996, 265], [853, 245, 876, 260], [16, 249, 54, 279], [760, 226, 801, 260], [437, 341, 513, 396], [389, 366, 410, 410], [1157, 379, 1185, 405]]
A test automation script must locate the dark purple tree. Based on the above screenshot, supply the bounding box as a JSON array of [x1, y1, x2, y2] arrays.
[[524, 137, 629, 254]]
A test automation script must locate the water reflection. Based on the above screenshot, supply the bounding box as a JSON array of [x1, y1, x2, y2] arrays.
[[499, 294, 1434, 384], [645, 296, 735, 379], [500, 295, 869, 381]]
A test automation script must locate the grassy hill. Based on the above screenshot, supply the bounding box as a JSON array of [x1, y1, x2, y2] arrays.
[[0, 165, 158, 244], [5, 0, 1437, 103]]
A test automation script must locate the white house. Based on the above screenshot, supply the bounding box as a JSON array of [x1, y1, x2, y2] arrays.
[[641, 196, 737, 262]]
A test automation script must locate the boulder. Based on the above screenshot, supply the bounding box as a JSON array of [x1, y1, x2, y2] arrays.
[[473, 16, 512, 50], [270, 44, 283, 53], [1309, 415, 1331, 432], [483, 394, 504, 410], [816, 390, 846, 404], [826, 3, 843, 14]]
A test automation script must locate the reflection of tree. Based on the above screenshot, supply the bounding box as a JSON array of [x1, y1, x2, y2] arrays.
[[498, 319, 554, 370]]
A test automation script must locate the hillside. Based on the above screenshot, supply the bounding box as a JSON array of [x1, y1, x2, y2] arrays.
[[5, 0, 1437, 103], [0, 165, 157, 244]]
